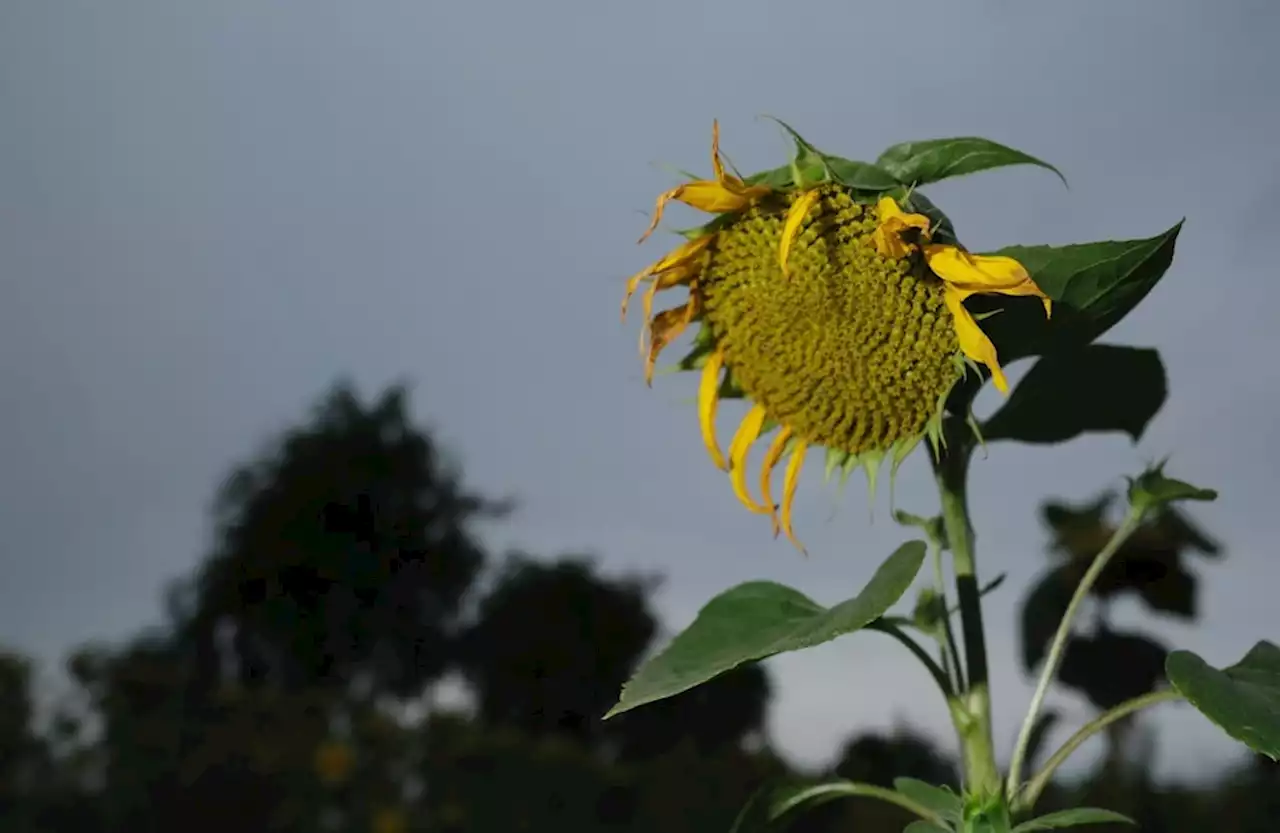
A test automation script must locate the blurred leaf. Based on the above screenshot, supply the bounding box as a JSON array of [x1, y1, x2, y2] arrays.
[[730, 780, 855, 833], [1136, 563, 1197, 619], [980, 222, 1183, 362], [731, 778, 946, 833], [893, 778, 961, 823], [1012, 807, 1135, 830], [983, 345, 1166, 445], [1167, 641, 1280, 760], [875, 137, 1065, 187], [1059, 631, 1169, 710], [904, 823, 952, 833], [605, 542, 926, 717], [1128, 463, 1218, 512], [1019, 567, 1074, 672], [1023, 709, 1062, 773]]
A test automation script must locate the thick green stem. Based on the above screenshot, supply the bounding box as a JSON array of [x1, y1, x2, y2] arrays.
[[1013, 689, 1182, 813], [1004, 506, 1146, 798], [934, 441, 1001, 801]]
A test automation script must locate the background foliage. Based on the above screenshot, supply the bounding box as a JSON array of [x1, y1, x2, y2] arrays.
[[1, 382, 1273, 833]]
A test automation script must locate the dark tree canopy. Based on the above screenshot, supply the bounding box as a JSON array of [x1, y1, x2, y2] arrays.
[[458, 555, 659, 741], [192, 382, 503, 696]]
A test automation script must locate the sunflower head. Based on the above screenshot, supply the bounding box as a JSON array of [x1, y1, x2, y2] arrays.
[[621, 122, 1050, 549]]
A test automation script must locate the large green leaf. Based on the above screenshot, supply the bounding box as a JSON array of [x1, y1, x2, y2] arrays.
[[982, 345, 1166, 445], [1012, 808, 1134, 831], [604, 541, 926, 717], [875, 137, 1065, 187], [978, 222, 1183, 362], [1166, 641, 1280, 760]]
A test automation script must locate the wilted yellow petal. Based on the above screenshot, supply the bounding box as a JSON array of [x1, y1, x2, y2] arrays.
[[760, 425, 792, 534], [779, 439, 809, 553], [924, 245, 1035, 291], [943, 287, 1008, 394], [622, 235, 713, 319], [645, 304, 694, 385], [873, 197, 932, 259], [779, 189, 822, 278], [637, 123, 770, 244], [728, 404, 771, 514], [699, 350, 727, 470]]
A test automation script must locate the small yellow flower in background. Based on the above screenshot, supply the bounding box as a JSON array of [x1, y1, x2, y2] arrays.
[[372, 807, 408, 833], [621, 123, 1052, 548], [313, 739, 354, 786]]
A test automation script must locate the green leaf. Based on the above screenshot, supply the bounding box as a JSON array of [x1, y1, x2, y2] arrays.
[[1126, 462, 1218, 512], [892, 778, 961, 823], [1012, 808, 1134, 831], [605, 542, 926, 717], [731, 779, 951, 833], [875, 137, 1066, 188], [980, 222, 1183, 362], [904, 823, 951, 833], [730, 781, 858, 833], [1166, 641, 1280, 760], [902, 191, 960, 247], [824, 156, 902, 191], [982, 345, 1166, 445]]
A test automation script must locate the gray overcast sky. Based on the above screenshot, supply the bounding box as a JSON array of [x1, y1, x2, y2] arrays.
[[2, 0, 1277, 781]]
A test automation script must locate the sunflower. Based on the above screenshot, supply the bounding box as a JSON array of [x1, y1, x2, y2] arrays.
[[622, 122, 1051, 549]]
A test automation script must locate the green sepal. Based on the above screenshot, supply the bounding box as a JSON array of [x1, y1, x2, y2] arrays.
[[750, 116, 903, 192]]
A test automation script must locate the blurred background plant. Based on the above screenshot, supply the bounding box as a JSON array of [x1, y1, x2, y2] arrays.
[[0, 381, 1272, 833]]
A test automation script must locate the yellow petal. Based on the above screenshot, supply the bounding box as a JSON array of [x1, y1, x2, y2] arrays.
[[925, 245, 1038, 293], [872, 197, 933, 258], [760, 426, 793, 534], [699, 350, 727, 470], [779, 439, 809, 553], [710, 119, 729, 183], [644, 304, 694, 384], [943, 287, 1008, 394], [728, 404, 772, 514], [621, 236, 712, 320], [637, 123, 768, 245], [779, 189, 821, 278]]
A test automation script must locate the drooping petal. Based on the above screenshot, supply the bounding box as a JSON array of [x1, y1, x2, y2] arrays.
[[779, 439, 809, 553], [637, 123, 770, 244], [760, 426, 793, 535], [873, 197, 932, 259], [924, 245, 1043, 292], [699, 350, 728, 470], [943, 287, 1008, 394], [621, 235, 713, 320], [645, 304, 695, 384], [779, 188, 822, 278], [728, 404, 772, 514]]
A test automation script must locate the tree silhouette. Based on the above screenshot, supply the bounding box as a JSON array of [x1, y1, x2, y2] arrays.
[[458, 555, 658, 742], [191, 382, 504, 697]]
